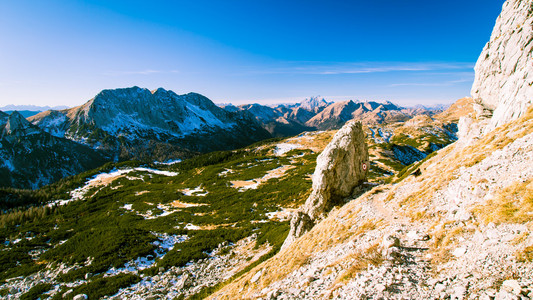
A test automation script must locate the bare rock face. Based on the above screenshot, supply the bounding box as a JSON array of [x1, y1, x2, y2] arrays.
[[282, 121, 369, 249], [470, 0, 533, 130]]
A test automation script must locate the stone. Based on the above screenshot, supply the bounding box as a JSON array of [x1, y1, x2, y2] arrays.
[[376, 283, 386, 292], [282, 121, 368, 249], [452, 284, 467, 300], [452, 247, 467, 257], [501, 279, 522, 295], [73, 295, 88, 300], [496, 290, 520, 300], [251, 269, 263, 283], [469, 0, 533, 131], [435, 283, 447, 293], [382, 235, 401, 249]]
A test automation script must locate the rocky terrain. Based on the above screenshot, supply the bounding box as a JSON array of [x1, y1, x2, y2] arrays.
[[470, 0, 532, 130], [1, 0, 531, 298], [0, 107, 465, 299], [283, 122, 369, 250], [209, 0, 533, 298]]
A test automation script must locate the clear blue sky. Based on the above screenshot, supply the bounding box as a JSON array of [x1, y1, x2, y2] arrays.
[[0, 0, 505, 107]]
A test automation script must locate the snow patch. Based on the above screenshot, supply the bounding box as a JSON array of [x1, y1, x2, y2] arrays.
[[180, 186, 208, 196], [184, 223, 201, 230], [48, 167, 178, 207], [105, 233, 188, 276], [274, 143, 303, 156]]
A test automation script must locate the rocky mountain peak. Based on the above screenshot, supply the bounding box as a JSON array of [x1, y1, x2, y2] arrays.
[[299, 96, 331, 112], [2, 111, 39, 137], [470, 0, 533, 130]]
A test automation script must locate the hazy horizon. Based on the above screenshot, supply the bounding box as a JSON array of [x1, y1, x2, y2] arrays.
[[1, 1, 505, 107]]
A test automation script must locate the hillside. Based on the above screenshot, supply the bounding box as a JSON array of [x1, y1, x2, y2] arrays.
[[0, 111, 108, 189], [211, 107, 533, 299]]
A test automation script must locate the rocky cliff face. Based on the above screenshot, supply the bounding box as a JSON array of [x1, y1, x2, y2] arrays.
[[470, 0, 533, 130], [282, 121, 369, 249]]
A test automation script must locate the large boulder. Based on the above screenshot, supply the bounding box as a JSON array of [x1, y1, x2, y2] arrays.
[[282, 121, 369, 249]]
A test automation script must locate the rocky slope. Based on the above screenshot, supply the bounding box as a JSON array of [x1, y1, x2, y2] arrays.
[[29, 87, 271, 161], [211, 106, 533, 300], [0, 112, 108, 189], [209, 1, 533, 299]]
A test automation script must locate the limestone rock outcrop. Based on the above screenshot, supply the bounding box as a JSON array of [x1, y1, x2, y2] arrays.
[[470, 0, 533, 130], [282, 121, 369, 249]]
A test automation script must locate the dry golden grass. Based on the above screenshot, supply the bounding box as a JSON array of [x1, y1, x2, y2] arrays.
[[516, 246, 533, 262], [332, 243, 384, 285], [473, 179, 533, 224], [170, 201, 208, 208], [395, 106, 533, 213], [428, 220, 477, 267], [433, 97, 474, 123], [208, 196, 382, 300]]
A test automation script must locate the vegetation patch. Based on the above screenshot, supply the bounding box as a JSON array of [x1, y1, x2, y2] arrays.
[[473, 179, 533, 224]]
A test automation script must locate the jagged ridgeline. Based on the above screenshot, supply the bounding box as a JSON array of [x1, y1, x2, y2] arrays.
[[0, 87, 271, 189], [28, 87, 272, 160]]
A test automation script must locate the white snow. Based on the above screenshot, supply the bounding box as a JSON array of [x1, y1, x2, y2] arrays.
[[133, 167, 178, 177], [184, 223, 201, 230], [274, 143, 303, 156], [105, 233, 188, 276], [155, 159, 182, 165], [122, 204, 133, 210], [142, 204, 176, 220], [1, 159, 15, 172], [180, 186, 208, 196], [218, 169, 234, 177], [48, 167, 177, 207]]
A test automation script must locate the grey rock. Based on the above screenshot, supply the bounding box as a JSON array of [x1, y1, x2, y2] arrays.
[[501, 279, 522, 295], [469, 0, 533, 131], [282, 121, 368, 249]]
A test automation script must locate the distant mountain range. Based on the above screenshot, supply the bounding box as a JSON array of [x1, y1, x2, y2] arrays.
[[2, 87, 271, 188], [1, 87, 450, 189], [0, 104, 69, 111], [224, 96, 447, 137]]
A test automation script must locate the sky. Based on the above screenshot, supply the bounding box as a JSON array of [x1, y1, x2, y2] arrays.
[[0, 0, 506, 107]]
